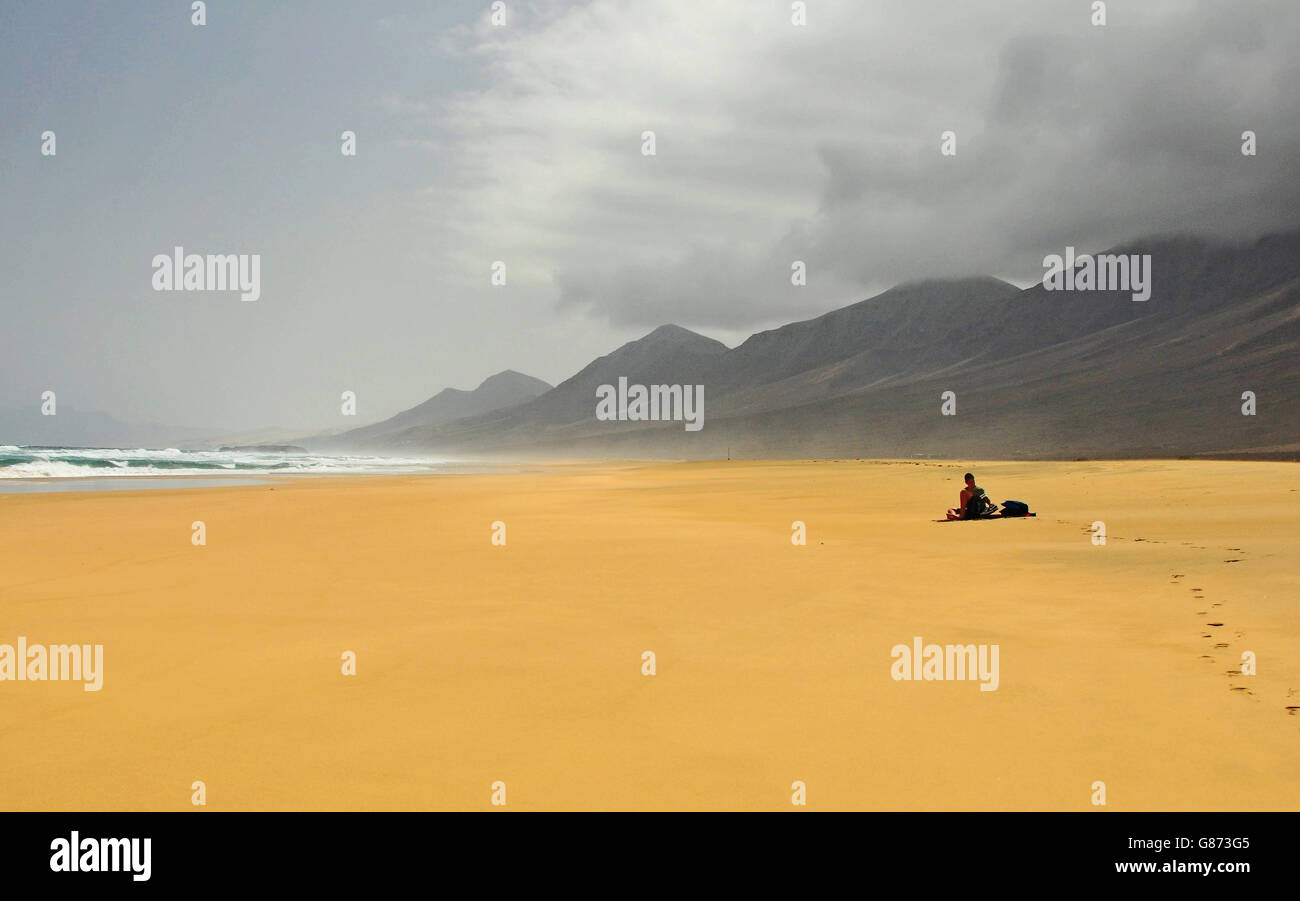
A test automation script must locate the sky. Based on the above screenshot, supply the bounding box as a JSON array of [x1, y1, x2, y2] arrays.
[[2, 0, 1298, 433]]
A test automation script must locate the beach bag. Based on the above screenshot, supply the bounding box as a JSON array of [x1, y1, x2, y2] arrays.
[[1000, 500, 1030, 517]]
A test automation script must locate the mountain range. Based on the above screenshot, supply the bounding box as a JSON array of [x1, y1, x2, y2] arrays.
[[311, 228, 1300, 460], [306, 370, 553, 451], [8, 229, 1293, 460]]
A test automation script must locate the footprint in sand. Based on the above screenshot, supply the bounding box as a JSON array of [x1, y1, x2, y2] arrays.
[[1286, 707, 1299, 716], [1224, 559, 1241, 563], [1196, 611, 1207, 615], [1201, 633, 1213, 638], [1207, 622, 1224, 627], [1231, 687, 1254, 695], [1214, 643, 1229, 649]]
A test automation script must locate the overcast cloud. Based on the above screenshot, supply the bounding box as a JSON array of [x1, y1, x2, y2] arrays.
[[430, 0, 1300, 329], [2, 0, 1297, 432]]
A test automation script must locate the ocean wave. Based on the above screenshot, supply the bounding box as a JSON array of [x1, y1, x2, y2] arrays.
[[0, 446, 449, 479]]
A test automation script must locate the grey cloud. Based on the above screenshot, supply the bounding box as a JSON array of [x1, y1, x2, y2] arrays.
[[6, 0, 1300, 431], [541, 0, 1300, 329]]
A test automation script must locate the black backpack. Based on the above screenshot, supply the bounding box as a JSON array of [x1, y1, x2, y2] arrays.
[[1000, 500, 1030, 517]]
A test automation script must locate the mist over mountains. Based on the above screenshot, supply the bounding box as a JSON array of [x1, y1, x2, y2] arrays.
[[314, 228, 1300, 460], [306, 370, 553, 451], [0, 406, 211, 450], [6, 228, 1296, 461]]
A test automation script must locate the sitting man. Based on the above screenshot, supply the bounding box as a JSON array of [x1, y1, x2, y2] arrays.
[[947, 472, 997, 520]]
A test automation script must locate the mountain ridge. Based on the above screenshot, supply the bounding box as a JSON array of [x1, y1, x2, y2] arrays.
[[320, 226, 1300, 459], [309, 369, 553, 450]]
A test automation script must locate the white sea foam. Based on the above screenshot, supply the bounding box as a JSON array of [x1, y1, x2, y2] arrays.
[[0, 446, 452, 479]]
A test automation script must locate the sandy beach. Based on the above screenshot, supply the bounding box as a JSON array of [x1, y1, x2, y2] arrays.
[[1, 459, 1296, 810]]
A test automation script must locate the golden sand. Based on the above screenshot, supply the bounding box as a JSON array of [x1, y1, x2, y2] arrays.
[[0, 460, 1296, 810]]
